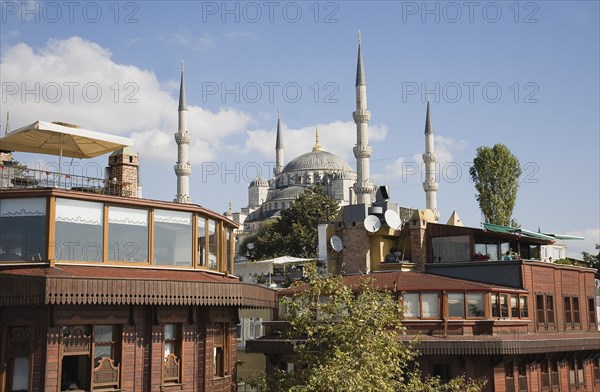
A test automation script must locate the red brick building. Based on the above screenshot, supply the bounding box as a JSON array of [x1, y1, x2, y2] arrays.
[[0, 188, 276, 391], [248, 212, 600, 392]]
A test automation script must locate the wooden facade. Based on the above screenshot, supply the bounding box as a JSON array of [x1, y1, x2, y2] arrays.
[[0, 189, 277, 391]]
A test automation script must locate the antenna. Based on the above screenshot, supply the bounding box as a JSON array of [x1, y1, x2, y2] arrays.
[[384, 210, 402, 230], [364, 215, 381, 233], [330, 235, 343, 252]]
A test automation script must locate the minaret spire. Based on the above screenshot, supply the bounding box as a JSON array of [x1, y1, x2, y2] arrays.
[[274, 110, 284, 176], [4, 111, 10, 135], [174, 61, 192, 203], [422, 99, 439, 221], [352, 32, 376, 205]]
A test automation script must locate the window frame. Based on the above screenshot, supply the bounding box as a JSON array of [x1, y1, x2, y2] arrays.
[[213, 322, 230, 378], [589, 297, 597, 329], [162, 323, 182, 385]]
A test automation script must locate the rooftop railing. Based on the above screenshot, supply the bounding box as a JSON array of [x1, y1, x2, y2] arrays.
[[0, 163, 135, 197]]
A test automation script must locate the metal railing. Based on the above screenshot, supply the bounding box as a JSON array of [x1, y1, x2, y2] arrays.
[[0, 164, 135, 197]]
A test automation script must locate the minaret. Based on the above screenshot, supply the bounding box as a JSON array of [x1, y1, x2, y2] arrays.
[[274, 110, 284, 176], [352, 31, 376, 205], [422, 97, 440, 221], [174, 61, 192, 204]]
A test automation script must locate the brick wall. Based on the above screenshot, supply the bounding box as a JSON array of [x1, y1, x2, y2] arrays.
[[108, 153, 139, 198]]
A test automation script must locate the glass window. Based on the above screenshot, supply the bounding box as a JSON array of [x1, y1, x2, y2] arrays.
[[214, 323, 229, 377], [403, 293, 420, 318], [108, 206, 148, 262], [422, 293, 440, 318], [511, 295, 519, 318], [500, 294, 509, 318], [154, 209, 192, 266], [467, 293, 485, 317], [208, 220, 219, 270], [519, 296, 528, 318], [93, 325, 116, 367], [491, 294, 500, 318], [197, 217, 206, 267], [0, 198, 47, 262], [431, 235, 470, 263], [589, 298, 597, 327], [55, 198, 103, 262], [536, 295, 545, 324], [163, 323, 181, 384], [573, 297, 580, 324], [226, 228, 233, 273], [546, 296, 554, 324], [448, 293, 465, 318], [475, 243, 498, 261], [164, 324, 178, 359], [565, 297, 572, 324]]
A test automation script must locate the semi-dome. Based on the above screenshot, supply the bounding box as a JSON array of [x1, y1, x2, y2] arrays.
[[249, 177, 269, 187], [268, 186, 306, 201], [283, 150, 354, 173]]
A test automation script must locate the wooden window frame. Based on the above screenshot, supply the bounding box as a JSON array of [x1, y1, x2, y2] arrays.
[[213, 323, 229, 378], [593, 356, 600, 384], [517, 360, 527, 392], [465, 292, 486, 319], [4, 326, 34, 392], [505, 361, 516, 392], [568, 356, 585, 388], [519, 295, 529, 319], [589, 297, 597, 329], [162, 323, 182, 385]]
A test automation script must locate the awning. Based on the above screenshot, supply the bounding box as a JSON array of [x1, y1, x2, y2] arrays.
[[483, 223, 556, 241]]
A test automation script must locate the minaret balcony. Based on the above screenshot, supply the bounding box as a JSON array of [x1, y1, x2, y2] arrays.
[[174, 133, 191, 144], [174, 163, 192, 176], [422, 152, 438, 163], [353, 110, 371, 124], [423, 179, 439, 191], [353, 181, 376, 195], [353, 144, 372, 159]]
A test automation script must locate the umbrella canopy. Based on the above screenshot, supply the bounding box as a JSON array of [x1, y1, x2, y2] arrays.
[[0, 121, 133, 159]]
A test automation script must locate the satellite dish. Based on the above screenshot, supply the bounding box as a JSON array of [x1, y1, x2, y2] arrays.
[[364, 215, 381, 233], [384, 210, 402, 230], [247, 243, 255, 250], [330, 235, 343, 252]]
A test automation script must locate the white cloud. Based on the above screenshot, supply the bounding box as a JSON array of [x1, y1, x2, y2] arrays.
[[565, 228, 600, 258], [1, 36, 254, 164], [156, 30, 216, 51]]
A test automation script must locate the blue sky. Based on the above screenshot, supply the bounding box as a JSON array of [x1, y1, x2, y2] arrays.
[[1, 1, 598, 256]]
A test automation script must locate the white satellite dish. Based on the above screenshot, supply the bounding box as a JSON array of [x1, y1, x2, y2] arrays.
[[330, 235, 343, 252], [384, 210, 402, 230], [364, 215, 381, 233]]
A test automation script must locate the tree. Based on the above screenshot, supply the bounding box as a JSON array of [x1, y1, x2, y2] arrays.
[[250, 265, 485, 392], [242, 187, 340, 260], [469, 144, 522, 227], [582, 243, 600, 279]]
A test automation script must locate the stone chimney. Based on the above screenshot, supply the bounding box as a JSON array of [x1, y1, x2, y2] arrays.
[[108, 147, 139, 197], [336, 222, 371, 275]]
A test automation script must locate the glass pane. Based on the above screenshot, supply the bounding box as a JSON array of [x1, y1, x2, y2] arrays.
[[448, 293, 465, 318], [198, 217, 206, 267], [208, 220, 218, 270], [164, 342, 174, 359], [519, 296, 528, 318], [491, 294, 500, 317], [94, 325, 114, 342], [55, 198, 103, 262], [403, 293, 420, 318], [165, 324, 177, 340], [422, 293, 439, 318], [431, 236, 470, 263], [154, 209, 192, 266], [226, 228, 233, 272], [500, 294, 509, 317], [511, 295, 519, 318], [108, 206, 148, 262], [0, 198, 47, 262], [11, 356, 30, 390], [94, 346, 113, 363], [467, 293, 485, 317]]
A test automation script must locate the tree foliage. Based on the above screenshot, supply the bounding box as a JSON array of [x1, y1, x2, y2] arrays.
[[250, 265, 485, 392], [469, 144, 522, 227], [582, 243, 600, 279], [241, 187, 339, 260]]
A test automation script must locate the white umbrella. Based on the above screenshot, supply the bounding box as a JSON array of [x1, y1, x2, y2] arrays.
[[0, 121, 133, 170]]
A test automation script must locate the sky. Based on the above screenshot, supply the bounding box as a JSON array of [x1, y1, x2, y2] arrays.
[[1, 0, 598, 257]]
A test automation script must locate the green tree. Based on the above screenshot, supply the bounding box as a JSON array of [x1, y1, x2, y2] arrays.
[[582, 243, 600, 279], [242, 187, 339, 260], [250, 265, 485, 392], [469, 144, 522, 227]]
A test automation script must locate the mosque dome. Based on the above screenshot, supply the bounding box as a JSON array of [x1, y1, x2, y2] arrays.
[[268, 186, 306, 201], [282, 150, 354, 174]]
